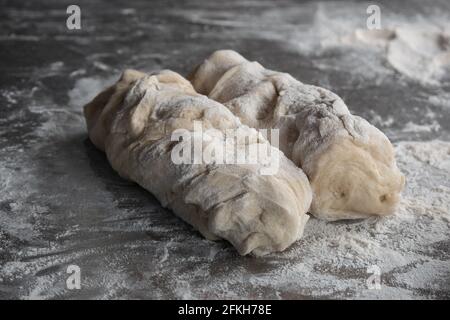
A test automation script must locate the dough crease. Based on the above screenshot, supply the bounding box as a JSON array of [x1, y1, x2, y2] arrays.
[[189, 50, 405, 220], [84, 69, 312, 255]]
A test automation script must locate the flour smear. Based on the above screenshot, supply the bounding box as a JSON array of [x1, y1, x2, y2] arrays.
[[1, 0, 450, 299]]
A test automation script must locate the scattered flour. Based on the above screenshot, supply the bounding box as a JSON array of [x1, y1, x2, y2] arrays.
[[396, 140, 450, 176], [429, 93, 450, 109], [402, 121, 441, 134], [1, 0, 450, 299], [1, 78, 449, 298], [344, 27, 450, 84], [68, 76, 117, 109]]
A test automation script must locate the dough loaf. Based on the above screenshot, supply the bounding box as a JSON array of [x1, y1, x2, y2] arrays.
[[189, 50, 405, 220], [84, 69, 312, 255]]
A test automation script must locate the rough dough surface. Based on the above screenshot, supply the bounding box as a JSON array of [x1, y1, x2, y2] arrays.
[[84, 69, 312, 255], [189, 50, 405, 220]]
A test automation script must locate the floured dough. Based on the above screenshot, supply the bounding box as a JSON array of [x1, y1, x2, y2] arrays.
[[84, 69, 312, 255], [189, 50, 405, 221]]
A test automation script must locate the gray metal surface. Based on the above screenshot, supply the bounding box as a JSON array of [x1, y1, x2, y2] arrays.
[[0, 0, 449, 299]]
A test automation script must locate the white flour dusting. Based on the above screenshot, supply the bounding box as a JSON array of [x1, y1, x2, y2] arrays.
[[1, 74, 449, 299], [1, 0, 450, 299], [402, 121, 441, 134], [343, 27, 450, 85]]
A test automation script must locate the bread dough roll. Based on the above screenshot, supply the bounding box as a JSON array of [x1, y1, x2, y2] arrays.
[[189, 50, 405, 221], [84, 69, 312, 255]]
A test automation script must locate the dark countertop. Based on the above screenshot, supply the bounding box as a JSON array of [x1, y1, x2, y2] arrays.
[[0, 0, 449, 299]]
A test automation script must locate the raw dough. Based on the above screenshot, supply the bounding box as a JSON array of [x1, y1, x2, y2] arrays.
[[189, 50, 405, 220], [84, 69, 312, 255]]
